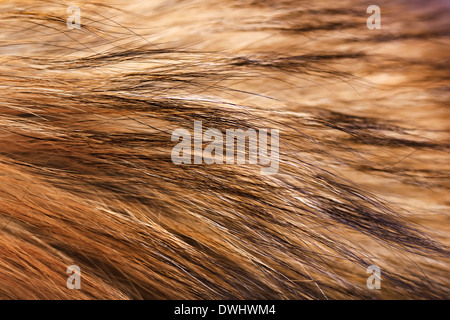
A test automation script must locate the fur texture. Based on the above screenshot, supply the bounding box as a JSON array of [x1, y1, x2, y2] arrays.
[[0, 0, 449, 299]]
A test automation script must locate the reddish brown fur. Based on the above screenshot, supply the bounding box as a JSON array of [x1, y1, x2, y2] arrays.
[[0, 0, 449, 299]]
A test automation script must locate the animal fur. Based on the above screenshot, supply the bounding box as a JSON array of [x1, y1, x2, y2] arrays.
[[0, 0, 449, 299]]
